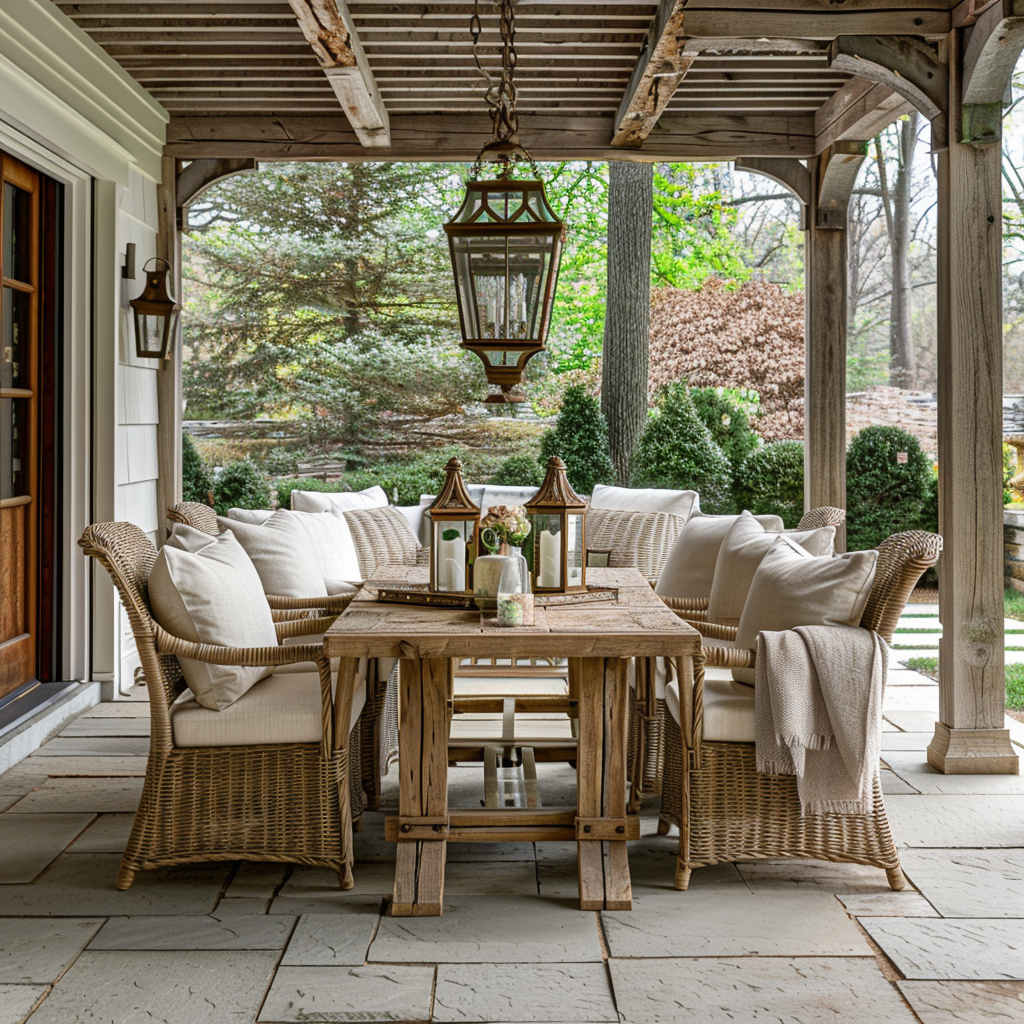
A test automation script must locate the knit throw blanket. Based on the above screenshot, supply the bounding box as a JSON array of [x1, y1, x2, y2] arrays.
[[755, 624, 888, 815]]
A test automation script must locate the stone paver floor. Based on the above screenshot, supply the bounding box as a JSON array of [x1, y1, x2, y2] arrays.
[[1, 658, 1023, 1024]]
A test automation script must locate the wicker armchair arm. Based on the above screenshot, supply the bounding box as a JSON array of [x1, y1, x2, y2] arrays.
[[660, 596, 710, 613], [416, 547, 431, 567], [153, 624, 326, 668], [266, 592, 357, 613], [702, 644, 754, 670], [275, 615, 339, 641], [696, 621, 738, 642], [678, 609, 708, 624]]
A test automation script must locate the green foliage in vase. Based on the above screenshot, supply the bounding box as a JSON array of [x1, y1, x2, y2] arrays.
[[689, 386, 760, 478], [846, 425, 933, 551], [538, 385, 615, 495], [736, 441, 805, 528], [489, 454, 544, 488], [213, 460, 271, 516], [630, 382, 734, 512], [182, 431, 214, 505]]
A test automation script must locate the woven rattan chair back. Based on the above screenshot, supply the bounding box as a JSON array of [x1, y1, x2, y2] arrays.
[[166, 501, 219, 536], [859, 530, 943, 644], [795, 506, 845, 530]]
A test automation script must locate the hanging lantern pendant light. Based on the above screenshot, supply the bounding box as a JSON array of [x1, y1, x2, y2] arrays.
[[444, 0, 565, 404]]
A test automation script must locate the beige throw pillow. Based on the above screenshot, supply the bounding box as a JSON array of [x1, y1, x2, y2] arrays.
[[218, 511, 328, 599], [655, 512, 785, 601], [732, 535, 878, 683], [590, 484, 699, 519], [707, 512, 836, 626], [148, 527, 278, 710], [291, 484, 388, 513], [290, 510, 363, 584]]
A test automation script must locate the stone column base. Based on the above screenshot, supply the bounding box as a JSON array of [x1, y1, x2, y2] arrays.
[[927, 722, 1020, 774]]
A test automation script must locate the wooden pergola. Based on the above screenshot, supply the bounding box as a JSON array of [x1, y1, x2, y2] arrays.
[[61, 0, 1023, 775]]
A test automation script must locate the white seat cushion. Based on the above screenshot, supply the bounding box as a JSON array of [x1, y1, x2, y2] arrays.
[[218, 511, 328, 599], [733, 535, 878, 683], [291, 485, 388, 513], [707, 512, 836, 626], [655, 512, 784, 601], [149, 526, 278, 711], [666, 668, 756, 743], [590, 484, 699, 518], [171, 661, 367, 747], [287, 510, 363, 584]]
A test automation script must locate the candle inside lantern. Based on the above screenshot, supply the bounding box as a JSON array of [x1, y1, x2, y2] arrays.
[[439, 537, 465, 591], [538, 529, 560, 589]]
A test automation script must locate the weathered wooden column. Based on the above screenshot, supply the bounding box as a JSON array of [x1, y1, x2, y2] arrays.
[[929, 26, 1018, 774]]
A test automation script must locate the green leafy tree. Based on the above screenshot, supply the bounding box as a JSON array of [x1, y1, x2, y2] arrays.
[[736, 441, 804, 528], [630, 382, 734, 512], [182, 431, 214, 505], [689, 386, 760, 479], [490, 454, 544, 488], [846, 425, 932, 550], [214, 460, 271, 516], [539, 385, 615, 495]]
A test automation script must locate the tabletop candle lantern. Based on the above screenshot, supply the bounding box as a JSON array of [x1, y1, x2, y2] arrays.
[[524, 456, 587, 594], [427, 457, 480, 595]]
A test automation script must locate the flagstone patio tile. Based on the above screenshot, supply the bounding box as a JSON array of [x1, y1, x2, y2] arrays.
[[66, 813, 134, 853], [861, 918, 1024, 980], [259, 965, 435, 1023], [736, 858, 906, 893], [60, 717, 150, 737], [0, 984, 47, 1024], [27, 950, 278, 1024], [0, 853, 229, 916], [281, 903, 382, 966], [601, 890, 871, 958], [0, 813, 94, 882], [881, 732, 933, 751], [432, 962, 617, 1022], [0, 918, 104, 983], [88, 914, 295, 950], [5, 776, 143, 813], [369, 896, 603, 963], [836, 892, 939, 917], [81, 701, 150, 717], [881, 687, 941, 711], [32, 736, 150, 757], [18, 755, 147, 777], [885, 795, 1024, 847], [610, 957, 918, 1023], [881, 768, 921, 794], [215, 897, 273, 915], [277, 863, 395, 903], [897, 980, 1024, 1022], [223, 862, 290, 900], [883, 754, 1024, 795], [899, 849, 1024, 917], [884, 711, 941, 731]]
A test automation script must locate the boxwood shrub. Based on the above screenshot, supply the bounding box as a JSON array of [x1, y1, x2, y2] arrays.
[[213, 460, 271, 516], [735, 441, 804, 527]]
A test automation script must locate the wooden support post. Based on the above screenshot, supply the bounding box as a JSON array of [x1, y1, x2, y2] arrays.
[[155, 154, 182, 543], [930, 29, 1019, 775], [804, 154, 851, 551], [392, 656, 452, 914]]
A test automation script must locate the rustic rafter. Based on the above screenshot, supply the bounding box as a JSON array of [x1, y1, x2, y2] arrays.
[[827, 35, 948, 150], [611, 0, 689, 148], [960, 0, 1024, 144], [175, 157, 257, 211], [815, 140, 867, 229], [814, 76, 913, 154], [286, 0, 390, 147], [733, 157, 811, 228]]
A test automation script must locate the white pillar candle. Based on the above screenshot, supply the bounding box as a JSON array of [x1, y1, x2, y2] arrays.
[[439, 538, 465, 591], [538, 529, 561, 589]]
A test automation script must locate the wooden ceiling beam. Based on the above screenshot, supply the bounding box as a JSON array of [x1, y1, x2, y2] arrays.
[[814, 75, 913, 154], [286, 0, 390, 147], [961, 0, 1024, 144], [681, 8, 950, 38], [611, 0, 690, 148]]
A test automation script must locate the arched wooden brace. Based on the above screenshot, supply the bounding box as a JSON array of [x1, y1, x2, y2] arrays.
[[828, 36, 948, 151], [961, 0, 1024, 144], [815, 141, 867, 230], [176, 158, 258, 218], [733, 158, 811, 228]]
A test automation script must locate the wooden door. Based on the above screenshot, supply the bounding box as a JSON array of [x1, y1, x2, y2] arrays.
[[0, 154, 40, 698]]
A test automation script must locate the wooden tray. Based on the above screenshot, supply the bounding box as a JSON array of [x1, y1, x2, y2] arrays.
[[376, 585, 476, 609]]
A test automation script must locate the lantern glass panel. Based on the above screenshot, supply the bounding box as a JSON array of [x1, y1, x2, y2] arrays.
[[566, 512, 585, 589], [136, 312, 166, 357], [434, 519, 471, 592], [531, 512, 563, 590]]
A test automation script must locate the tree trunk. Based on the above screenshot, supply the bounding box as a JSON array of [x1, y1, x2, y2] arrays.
[[602, 160, 653, 485]]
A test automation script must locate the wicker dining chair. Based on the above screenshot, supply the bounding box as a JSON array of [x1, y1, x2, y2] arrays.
[[80, 521, 364, 890], [167, 501, 395, 812], [659, 529, 942, 891], [627, 505, 848, 803]]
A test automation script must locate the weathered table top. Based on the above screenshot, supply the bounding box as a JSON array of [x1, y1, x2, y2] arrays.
[[324, 565, 701, 661]]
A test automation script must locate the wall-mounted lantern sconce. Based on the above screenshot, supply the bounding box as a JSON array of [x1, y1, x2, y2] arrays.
[[130, 256, 180, 361], [122, 242, 136, 280]]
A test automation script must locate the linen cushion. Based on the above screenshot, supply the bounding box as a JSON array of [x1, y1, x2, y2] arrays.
[[655, 512, 785, 600], [171, 661, 367, 747], [343, 505, 420, 579], [585, 508, 687, 583], [226, 508, 274, 525], [291, 484, 388, 514], [706, 512, 836, 626], [218, 511, 329, 599], [666, 668, 756, 743], [732, 535, 878, 683], [288, 509, 363, 583], [590, 484, 699, 519], [148, 526, 278, 711], [396, 504, 432, 547]]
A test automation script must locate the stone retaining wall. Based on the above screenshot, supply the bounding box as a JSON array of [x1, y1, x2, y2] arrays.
[[1006, 509, 1024, 593]]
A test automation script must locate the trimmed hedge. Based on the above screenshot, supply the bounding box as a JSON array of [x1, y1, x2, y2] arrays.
[[736, 441, 804, 528], [539, 385, 614, 495], [690, 386, 759, 478], [213, 460, 271, 516], [182, 431, 214, 506], [489, 454, 544, 488]]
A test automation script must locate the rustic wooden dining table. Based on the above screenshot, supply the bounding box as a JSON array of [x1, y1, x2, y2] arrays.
[[324, 564, 701, 916]]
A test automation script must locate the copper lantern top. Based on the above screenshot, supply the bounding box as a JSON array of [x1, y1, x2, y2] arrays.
[[524, 457, 587, 513], [428, 458, 480, 520]]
